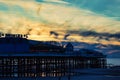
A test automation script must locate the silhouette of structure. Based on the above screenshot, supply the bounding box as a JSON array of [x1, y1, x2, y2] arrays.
[[0, 33, 107, 78], [0, 33, 29, 53]]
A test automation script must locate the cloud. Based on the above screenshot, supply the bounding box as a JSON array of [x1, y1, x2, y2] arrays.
[[0, 0, 120, 33], [43, 0, 69, 4], [38, 3, 120, 33], [69, 0, 120, 19], [68, 30, 120, 41], [0, 0, 120, 44]]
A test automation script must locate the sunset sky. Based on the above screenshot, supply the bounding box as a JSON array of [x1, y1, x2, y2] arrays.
[[0, 0, 120, 45]]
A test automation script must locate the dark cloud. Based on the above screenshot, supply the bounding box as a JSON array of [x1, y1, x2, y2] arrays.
[[49, 31, 59, 39], [67, 30, 120, 41], [63, 33, 70, 40], [27, 28, 32, 35]]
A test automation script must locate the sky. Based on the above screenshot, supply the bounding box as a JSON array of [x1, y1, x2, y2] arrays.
[[0, 0, 120, 45]]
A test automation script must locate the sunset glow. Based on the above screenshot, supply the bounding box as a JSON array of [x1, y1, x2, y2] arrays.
[[0, 0, 120, 45]]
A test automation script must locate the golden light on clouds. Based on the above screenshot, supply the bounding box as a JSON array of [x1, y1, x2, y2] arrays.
[[0, 0, 120, 45]]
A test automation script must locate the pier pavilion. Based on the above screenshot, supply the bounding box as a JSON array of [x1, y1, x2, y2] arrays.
[[0, 33, 106, 77]]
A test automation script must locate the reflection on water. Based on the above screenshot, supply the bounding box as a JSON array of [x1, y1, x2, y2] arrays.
[[107, 58, 120, 66]]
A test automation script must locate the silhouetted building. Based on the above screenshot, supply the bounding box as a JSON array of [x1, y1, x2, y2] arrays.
[[0, 33, 29, 53], [0, 33, 107, 78]]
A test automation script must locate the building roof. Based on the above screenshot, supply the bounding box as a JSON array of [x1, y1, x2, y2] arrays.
[[65, 42, 73, 48]]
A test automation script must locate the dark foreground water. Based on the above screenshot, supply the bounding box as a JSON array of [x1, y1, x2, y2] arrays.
[[1, 75, 120, 80]]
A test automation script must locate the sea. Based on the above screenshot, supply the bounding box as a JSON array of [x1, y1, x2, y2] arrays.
[[107, 58, 120, 66]]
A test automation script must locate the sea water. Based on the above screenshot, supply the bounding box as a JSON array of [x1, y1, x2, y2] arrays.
[[107, 58, 120, 66]]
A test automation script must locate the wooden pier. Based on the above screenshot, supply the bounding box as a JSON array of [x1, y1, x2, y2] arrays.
[[0, 56, 106, 77]]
